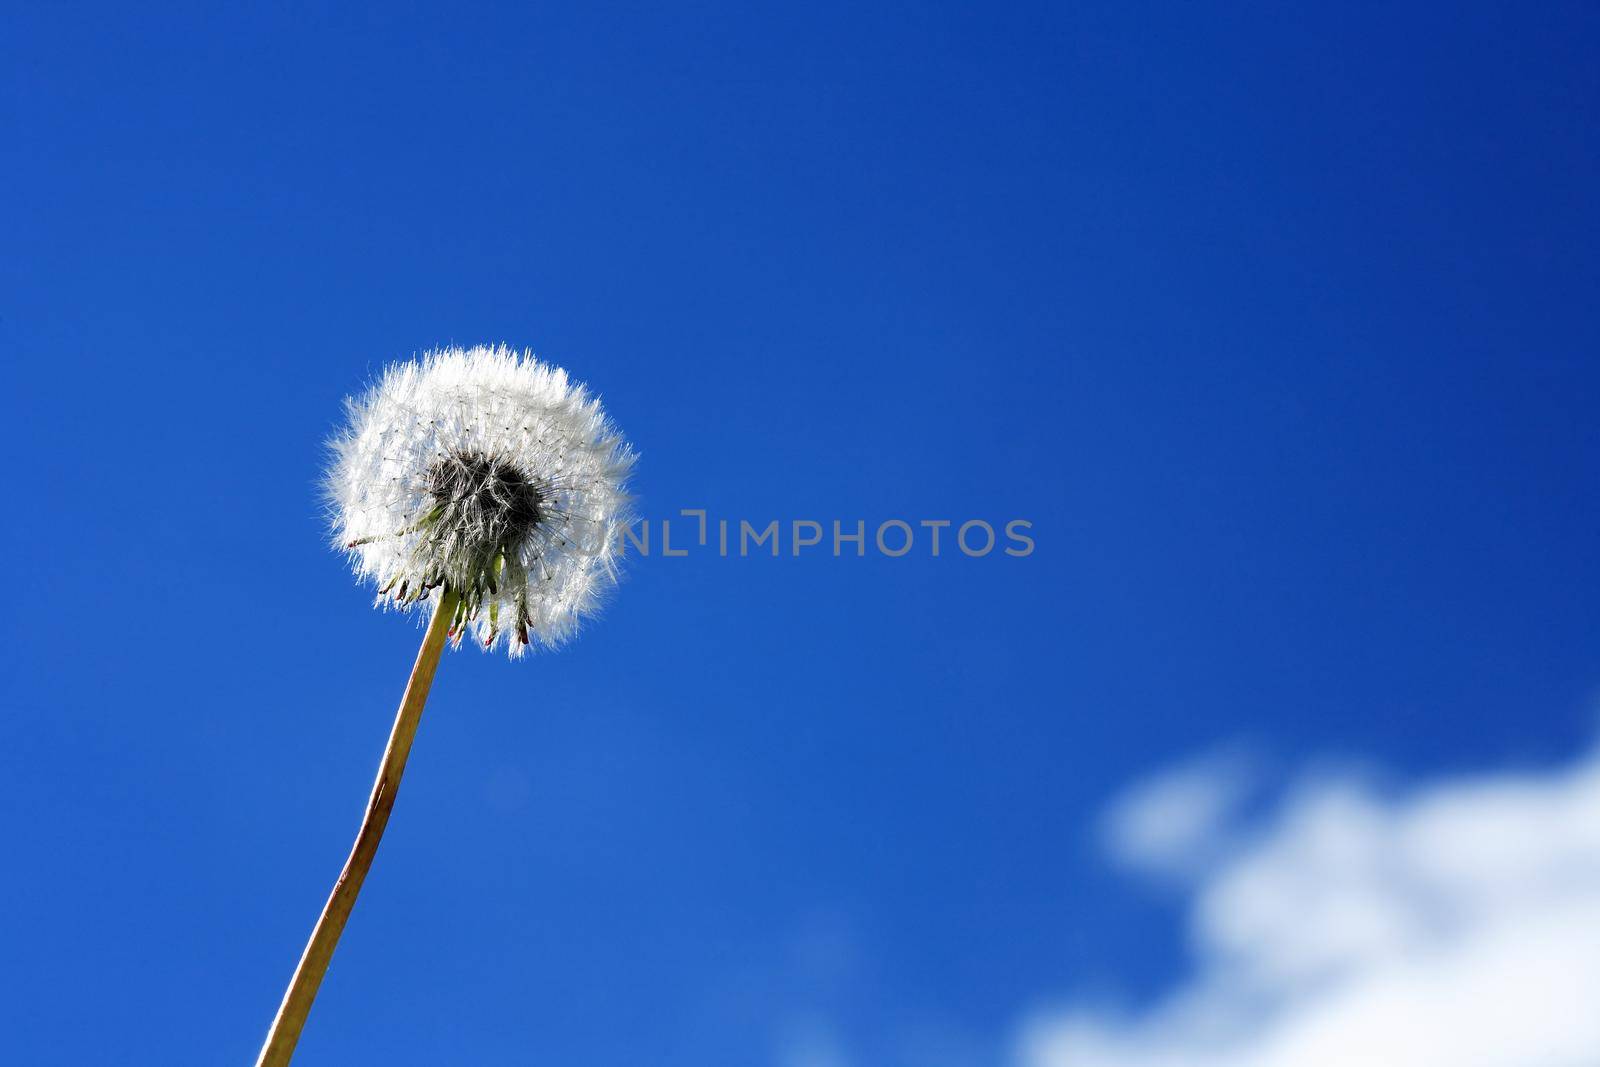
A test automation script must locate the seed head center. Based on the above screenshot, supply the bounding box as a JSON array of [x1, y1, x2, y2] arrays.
[[427, 451, 546, 550]]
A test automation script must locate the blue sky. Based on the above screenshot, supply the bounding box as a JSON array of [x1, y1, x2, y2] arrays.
[[4, 4, 1599, 1065]]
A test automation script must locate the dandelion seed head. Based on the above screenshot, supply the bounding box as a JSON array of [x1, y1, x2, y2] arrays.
[[326, 344, 635, 656]]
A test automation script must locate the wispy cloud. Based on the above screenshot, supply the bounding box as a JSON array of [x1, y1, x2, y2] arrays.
[[1099, 748, 1257, 880], [1020, 747, 1600, 1067]]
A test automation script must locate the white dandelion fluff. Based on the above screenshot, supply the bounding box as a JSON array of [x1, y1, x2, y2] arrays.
[[326, 344, 635, 655]]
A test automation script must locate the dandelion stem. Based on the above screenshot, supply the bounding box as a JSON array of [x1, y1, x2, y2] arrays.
[[254, 587, 461, 1067]]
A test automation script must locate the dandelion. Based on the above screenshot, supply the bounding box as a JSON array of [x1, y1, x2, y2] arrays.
[[331, 344, 635, 653], [255, 345, 635, 1066]]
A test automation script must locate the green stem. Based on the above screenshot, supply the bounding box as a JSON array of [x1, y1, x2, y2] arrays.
[[255, 588, 461, 1067]]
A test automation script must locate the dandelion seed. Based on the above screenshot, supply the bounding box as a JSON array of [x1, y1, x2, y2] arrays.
[[327, 344, 635, 655]]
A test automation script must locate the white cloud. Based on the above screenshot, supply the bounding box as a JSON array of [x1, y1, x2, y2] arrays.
[[1020, 748, 1600, 1067], [1100, 749, 1256, 879], [777, 1016, 852, 1067]]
